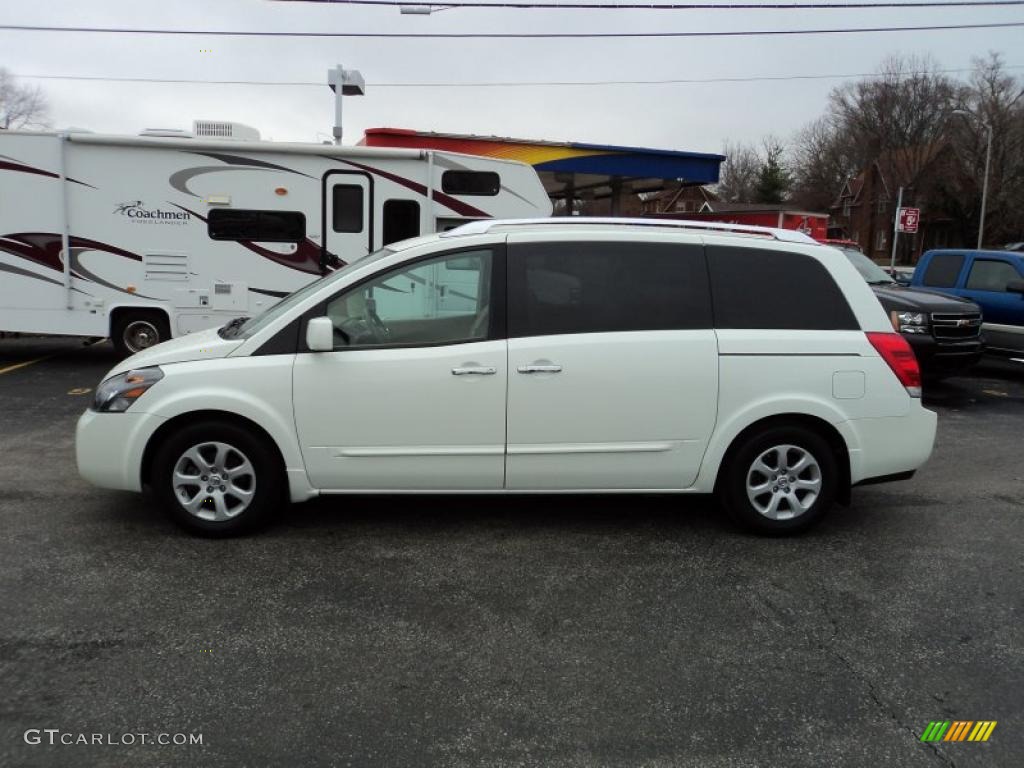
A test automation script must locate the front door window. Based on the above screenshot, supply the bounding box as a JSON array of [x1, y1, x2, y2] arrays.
[[324, 249, 493, 348]]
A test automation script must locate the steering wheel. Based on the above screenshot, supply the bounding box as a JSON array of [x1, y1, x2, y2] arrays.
[[366, 307, 392, 344]]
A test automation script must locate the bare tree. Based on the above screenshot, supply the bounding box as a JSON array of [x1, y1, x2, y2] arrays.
[[829, 54, 961, 183], [0, 68, 49, 130], [790, 54, 965, 228], [789, 116, 861, 211], [937, 53, 1024, 245], [716, 140, 760, 203]]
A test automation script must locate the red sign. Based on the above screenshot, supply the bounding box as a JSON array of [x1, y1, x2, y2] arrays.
[[898, 207, 921, 233]]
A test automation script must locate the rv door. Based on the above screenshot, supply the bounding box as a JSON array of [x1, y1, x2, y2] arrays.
[[324, 172, 372, 267]]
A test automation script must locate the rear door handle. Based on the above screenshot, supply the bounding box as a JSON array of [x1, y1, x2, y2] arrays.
[[517, 364, 562, 374], [452, 366, 497, 376]]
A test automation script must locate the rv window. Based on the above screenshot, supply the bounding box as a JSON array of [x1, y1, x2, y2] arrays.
[[332, 185, 364, 233], [383, 200, 420, 246], [208, 209, 306, 243], [441, 171, 500, 197]]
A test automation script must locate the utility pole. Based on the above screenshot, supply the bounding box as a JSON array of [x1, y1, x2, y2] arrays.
[[890, 186, 903, 273]]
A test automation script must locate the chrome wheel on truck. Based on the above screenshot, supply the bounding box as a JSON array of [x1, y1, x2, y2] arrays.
[[111, 311, 170, 357], [122, 319, 161, 353]]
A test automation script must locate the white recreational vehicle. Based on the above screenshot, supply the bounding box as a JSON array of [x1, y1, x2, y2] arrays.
[[0, 122, 552, 354]]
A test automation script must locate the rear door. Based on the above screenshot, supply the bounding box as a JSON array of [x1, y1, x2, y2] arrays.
[[504, 234, 718, 490], [957, 255, 1024, 352], [324, 171, 372, 265]]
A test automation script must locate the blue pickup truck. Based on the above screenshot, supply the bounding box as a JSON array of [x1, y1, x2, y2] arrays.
[[910, 249, 1024, 360]]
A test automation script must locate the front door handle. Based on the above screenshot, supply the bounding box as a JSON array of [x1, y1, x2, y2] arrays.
[[517, 364, 562, 374], [452, 366, 497, 376]]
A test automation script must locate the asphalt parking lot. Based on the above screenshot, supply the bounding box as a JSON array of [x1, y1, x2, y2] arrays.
[[1, 336, 1021, 768]]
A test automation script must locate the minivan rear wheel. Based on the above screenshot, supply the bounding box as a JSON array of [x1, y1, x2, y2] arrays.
[[719, 425, 837, 534], [152, 421, 283, 537]]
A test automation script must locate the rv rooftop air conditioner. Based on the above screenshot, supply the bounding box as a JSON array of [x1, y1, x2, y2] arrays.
[[192, 121, 261, 141], [139, 128, 193, 138]]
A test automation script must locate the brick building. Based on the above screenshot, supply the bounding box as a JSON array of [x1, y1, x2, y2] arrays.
[[830, 144, 962, 265]]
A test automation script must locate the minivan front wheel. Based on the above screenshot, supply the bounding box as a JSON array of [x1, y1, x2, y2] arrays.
[[152, 421, 283, 536], [720, 425, 837, 534]]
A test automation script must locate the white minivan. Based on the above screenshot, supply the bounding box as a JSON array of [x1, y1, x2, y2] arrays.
[[76, 219, 937, 536]]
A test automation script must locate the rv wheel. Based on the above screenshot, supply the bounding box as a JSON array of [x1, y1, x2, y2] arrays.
[[112, 312, 170, 357]]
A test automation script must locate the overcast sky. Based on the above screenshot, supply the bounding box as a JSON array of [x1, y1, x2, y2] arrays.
[[1, 0, 1020, 155]]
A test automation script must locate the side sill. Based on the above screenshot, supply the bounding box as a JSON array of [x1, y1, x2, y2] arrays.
[[853, 470, 916, 488]]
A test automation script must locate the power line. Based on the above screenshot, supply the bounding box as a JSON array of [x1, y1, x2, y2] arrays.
[[14, 65, 1023, 88], [1, 20, 1022, 38], [275, 0, 1024, 8]]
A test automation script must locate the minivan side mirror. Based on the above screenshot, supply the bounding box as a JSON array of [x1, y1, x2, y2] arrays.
[[306, 317, 335, 352], [1006, 279, 1024, 295]]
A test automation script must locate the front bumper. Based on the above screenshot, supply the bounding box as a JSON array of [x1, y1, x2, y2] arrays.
[[76, 409, 165, 492], [905, 332, 983, 374]]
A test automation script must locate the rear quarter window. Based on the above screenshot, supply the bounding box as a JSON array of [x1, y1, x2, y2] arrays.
[[965, 259, 1022, 292], [922, 253, 965, 288], [707, 246, 858, 330]]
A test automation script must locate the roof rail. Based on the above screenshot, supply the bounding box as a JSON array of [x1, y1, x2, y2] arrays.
[[441, 217, 820, 245]]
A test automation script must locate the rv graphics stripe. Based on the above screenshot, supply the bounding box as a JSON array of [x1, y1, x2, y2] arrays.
[[0, 233, 141, 272], [172, 204, 330, 275], [326, 157, 491, 218], [0, 261, 91, 295], [189, 152, 317, 177], [171, 152, 315, 197], [0, 233, 155, 298], [0, 159, 96, 188]]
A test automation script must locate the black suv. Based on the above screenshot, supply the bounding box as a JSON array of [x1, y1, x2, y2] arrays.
[[831, 245, 983, 376]]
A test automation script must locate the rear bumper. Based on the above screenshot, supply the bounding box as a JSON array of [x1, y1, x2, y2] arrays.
[[838, 404, 937, 486]]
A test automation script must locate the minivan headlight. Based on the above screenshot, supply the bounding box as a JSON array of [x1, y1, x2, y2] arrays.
[[890, 311, 928, 334], [93, 367, 164, 413]]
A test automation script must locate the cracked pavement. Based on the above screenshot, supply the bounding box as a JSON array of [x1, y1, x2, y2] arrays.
[[0, 338, 1021, 767]]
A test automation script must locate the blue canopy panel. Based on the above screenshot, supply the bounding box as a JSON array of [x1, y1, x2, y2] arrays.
[[534, 150, 722, 184]]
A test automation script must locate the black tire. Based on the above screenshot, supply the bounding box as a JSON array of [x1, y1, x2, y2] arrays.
[[111, 311, 170, 358], [718, 425, 838, 535], [151, 420, 284, 537]]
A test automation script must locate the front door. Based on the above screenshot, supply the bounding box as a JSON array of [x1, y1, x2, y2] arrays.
[[504, 236, 719, 490], [324, 172, 372, 266], [292, 246, 506, 490]]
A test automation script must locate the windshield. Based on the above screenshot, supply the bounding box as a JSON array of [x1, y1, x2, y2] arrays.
[[838, 246, 895, 285], [222, 247, 395, 339]]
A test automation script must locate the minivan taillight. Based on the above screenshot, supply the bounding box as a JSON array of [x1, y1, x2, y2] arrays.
[[866, 332, 922, 397]]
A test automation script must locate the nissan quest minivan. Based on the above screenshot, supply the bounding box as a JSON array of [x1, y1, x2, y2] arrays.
[[76, 218, 938, 536]]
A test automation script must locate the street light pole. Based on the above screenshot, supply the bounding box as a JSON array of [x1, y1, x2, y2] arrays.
[[890, 185, 903, 273], [951, 109, 992, 250], [978, 121, 992, 249], [327, 65, 366, 145]]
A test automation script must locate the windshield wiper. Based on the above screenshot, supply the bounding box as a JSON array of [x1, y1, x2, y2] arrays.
[[218, 316, 250, 339]]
